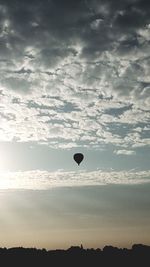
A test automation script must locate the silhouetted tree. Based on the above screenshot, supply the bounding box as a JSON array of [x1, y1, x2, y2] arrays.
[[0, 243, 149, 267]]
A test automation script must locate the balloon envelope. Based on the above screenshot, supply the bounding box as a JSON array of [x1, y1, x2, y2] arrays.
[[73, 153, 84, 165]]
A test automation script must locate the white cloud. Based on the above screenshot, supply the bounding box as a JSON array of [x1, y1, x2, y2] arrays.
[[114, 150, 136, 155], [0, 169, 149, 190]]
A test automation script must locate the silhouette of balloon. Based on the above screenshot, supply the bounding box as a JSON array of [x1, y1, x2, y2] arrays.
[[73, 153, 84, 165]]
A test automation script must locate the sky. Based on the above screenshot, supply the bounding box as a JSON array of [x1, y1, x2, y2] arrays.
[[0, 0, 150, 249]]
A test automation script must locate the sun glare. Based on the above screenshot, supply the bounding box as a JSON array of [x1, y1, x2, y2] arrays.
[[0, 172, 10, 189], [0, 155, 13, 189], [0, 153, 7, 171]]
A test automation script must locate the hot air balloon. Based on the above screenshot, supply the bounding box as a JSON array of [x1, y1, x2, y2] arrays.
[[73, 153, 84, 165]]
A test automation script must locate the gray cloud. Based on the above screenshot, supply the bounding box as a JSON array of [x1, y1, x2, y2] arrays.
[[0, 0, 150, 149]]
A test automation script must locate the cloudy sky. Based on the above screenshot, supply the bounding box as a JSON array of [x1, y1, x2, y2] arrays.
[[0, 0, 150, 249]]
